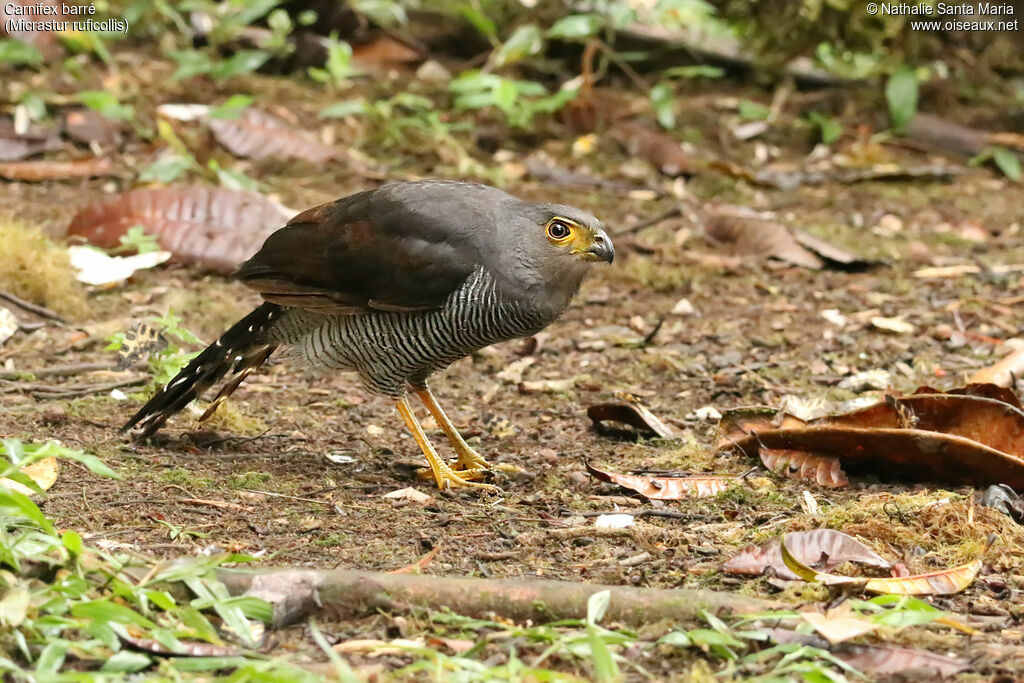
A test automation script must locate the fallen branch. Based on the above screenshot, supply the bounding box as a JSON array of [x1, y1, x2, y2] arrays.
[[216, 567, 777, 628]]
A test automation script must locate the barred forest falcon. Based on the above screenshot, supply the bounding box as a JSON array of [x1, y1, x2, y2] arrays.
[[123, 181, 614, 490]]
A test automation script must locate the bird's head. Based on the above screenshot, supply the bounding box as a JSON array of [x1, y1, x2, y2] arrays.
[[526, 203, 614, 267], [494, 201, 612, 309]]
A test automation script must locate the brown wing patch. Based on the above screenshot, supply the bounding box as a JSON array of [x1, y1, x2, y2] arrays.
[[235, 191, 477, 315]]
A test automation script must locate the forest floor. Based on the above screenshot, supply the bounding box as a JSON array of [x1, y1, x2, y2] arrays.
[[2, 46, 1023, 680]]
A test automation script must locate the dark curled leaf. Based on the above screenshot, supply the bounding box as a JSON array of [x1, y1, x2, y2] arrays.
[[587, 398, 675, 439]]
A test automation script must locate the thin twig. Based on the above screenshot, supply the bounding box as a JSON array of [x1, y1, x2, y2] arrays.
[[0, 290, 65, 323], [28, 378, 146, 399], [620, 206, 683, 235], [0, 361, 119, 380]]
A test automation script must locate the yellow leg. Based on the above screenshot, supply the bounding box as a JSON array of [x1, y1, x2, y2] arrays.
[[395, 397, 497, 491], [413, 386, 491, 475]]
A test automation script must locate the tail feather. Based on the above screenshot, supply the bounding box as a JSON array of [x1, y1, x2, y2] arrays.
[[121, 303, 282, 437]]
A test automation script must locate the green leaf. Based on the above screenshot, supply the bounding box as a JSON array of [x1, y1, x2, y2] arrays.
[[738, 100, 771, 121], [169, 49, 214, 80], [209, 94, 254, 119], [35, 442, 119, 480], [992, 146, 1022, 182], [548, 14, 603, 40], [0, 39, 43, 65], [143, 590, 177, 611], [663, 65, 724, 79], [35, 641, 69, 674], [885, 66, 918, 132], [689, 628, 745, 649], [76, 91, 134, 122], [72, 600, 156, 628], [234, 0, 281, 27], [492, 24, 543, 67], [458, 6, 497, 41], [808, 112, 842, 145], [586, 590, 611, 625], [138, 155, 191, 184], [211, 50, 270, 81], [319, 100, 368, 119], [0, 486, 56, 534], [61, 530, 84, 556], [651, 82, 676, 129], [101, 651, 152, 673], [657, 631, 692, 647]]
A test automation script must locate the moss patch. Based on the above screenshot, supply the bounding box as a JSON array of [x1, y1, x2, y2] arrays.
[[0, 220, 87, 319]]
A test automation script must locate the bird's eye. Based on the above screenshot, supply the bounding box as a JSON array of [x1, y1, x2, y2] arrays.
[[546, 219, 574, 241]]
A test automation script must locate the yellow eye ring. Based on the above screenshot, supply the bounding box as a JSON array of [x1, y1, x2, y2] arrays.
[[546, 218, 575, 242]]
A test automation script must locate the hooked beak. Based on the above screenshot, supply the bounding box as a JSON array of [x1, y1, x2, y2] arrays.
[[585, 230, 614, 264], [573, 229, 610, 262]]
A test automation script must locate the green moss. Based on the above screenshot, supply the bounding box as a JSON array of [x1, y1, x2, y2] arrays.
[[230, 471, 272, 489], [161, 468, 211, 488], [0, 221, 87, 319]]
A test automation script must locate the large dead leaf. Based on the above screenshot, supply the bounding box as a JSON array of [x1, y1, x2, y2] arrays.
[[66, 186, 296, 273], [780, 533, 983, 595], [718, 385, 1024, 489], [585, 461, 732, 499], [768, 629, 969, 676], [703, 205, 870, 271], [723, 529, 890, 581], [0, 157, 115, 181], [209, 109, 339, 163]]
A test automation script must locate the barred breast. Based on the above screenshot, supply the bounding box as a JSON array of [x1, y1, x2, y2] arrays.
[[269, 269, 551, 397]]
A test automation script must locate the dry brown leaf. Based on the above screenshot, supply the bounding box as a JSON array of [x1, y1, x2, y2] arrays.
[[0, 457, 58, 496], [209, 108, 339, 163], [969, 347, 1024, 388], [351, 35, 422, 72], [0, 118, 62, 161], [718, 385, 1024, 488], [768, 629, 969, 676], [62, 109, 121, 146], [704, 205, 872, 271], [723, 529, 890, 581], [759, 448, 848, 488], [387, 544, 441, 575], [66, 186, 296, 274], [0, 157, 115, 181], [587, 396, 676, 439], [610, 120, 699, 176], [780, 533, 983, 595], [799, 608, 878, 645], [585, 461, 732, 499]]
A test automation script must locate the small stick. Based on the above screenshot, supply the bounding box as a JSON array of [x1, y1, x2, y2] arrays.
[[0, 290, 65, 323], [620, 206, 682, 235], [0, 361, 119, 380], [29, 378, 146, 399]]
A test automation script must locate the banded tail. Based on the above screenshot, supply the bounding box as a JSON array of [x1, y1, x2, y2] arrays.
[[121, 303, 283, 437]]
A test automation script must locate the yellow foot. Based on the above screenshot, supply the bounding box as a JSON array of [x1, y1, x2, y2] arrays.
[[453, 449, 491, 473], [430, 458, 501, 492]]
